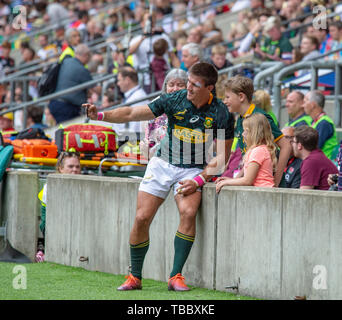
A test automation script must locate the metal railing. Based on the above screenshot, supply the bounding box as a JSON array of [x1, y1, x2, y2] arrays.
[[272, 59, 342, 126], [0, 73, 115, 117]]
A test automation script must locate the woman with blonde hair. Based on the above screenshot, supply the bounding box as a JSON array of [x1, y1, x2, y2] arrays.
[[253, 89, 279, 127], [215, 113, 277, 191]]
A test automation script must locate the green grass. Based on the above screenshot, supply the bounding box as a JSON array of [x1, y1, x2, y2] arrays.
[[0, 262, 256, 300]]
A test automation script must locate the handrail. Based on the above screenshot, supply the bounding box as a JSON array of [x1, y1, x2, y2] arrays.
[[0, 73, 114, 116], [272, 59, 342, 126], [253, 62, 284, 91]]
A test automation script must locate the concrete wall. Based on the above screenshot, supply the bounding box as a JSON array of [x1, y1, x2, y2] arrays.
[[2, 171, 342, 299], [0, 171, 39, 262], [43, 174, 342, 300]]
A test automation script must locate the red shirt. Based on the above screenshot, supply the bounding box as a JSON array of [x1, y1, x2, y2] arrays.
[[300, 149, 338, 190]]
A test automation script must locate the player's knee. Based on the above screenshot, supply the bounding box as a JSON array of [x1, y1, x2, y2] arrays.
[[135, 210, 153, 228], [179, 207, 197, 221]]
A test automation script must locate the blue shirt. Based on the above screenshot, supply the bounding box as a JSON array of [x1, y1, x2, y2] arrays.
[[55, 57, 93, 106]]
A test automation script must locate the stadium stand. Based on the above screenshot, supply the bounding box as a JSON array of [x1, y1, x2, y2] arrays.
[[0, 0, 341, 139]]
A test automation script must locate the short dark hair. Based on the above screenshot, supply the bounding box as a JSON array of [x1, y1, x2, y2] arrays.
[[188, 62, 218, 86], [294, 125, 318, 151], [153, 38, 168, 56], [27, 106, 43, 123], [118, 66, 138, 84]]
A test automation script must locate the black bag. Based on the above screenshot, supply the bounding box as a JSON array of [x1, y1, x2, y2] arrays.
[[37, 61, 61, 97], [16, 128, 49, 140]]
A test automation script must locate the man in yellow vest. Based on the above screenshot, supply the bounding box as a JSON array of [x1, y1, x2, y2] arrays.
[[0, 112, 17, 138], [284, 91, 312, 128], [303, 90, 338, 160], [59, 28, 81, 63]]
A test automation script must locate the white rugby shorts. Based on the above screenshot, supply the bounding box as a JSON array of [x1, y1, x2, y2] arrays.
[[139, 156, 203, 199]]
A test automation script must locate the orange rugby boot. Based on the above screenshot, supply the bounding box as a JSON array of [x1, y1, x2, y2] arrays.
[[117, 273, 142, 291], [168, 273, 190, 291]]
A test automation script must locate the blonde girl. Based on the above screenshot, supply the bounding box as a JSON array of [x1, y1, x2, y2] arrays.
[[215, 113, 277, 192]]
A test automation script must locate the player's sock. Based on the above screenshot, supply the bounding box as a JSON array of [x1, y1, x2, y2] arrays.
[[130, 239, 150, 280], [170, 231, 195, 278]]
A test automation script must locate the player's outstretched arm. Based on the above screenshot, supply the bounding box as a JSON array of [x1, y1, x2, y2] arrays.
[[82, 103, 155, 123]]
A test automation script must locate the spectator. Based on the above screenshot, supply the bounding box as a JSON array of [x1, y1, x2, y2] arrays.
[[254, 16, 293, 64], [37, 34, 58, 60], [172, 30, 188, 60], [169, 2, 190, 32], [186, 26, 204, 45], [208, 44, 233, 71], [113, 66, 148, 135], [236, 10, 270, 56], [187, 0, 216, 25], [208, 44, 233, 99], [280, 126, 302, 188], [59, 28, 81, 63], [105, 12, 119, 37], [303, 90, 338, 160], [324, 20, 342, 60], [181, 43, 203, 71], [313, 27, 329, 54], [223, 75, 292, 187], [0, 111, 17, 138], [150, 38, 169, 91], [201, 20, 223, 49], [45, 0, 70, 25], [107, 42, 132, 75], [128, 11, 179, 93], [291, 125, 337, 190], [43, 107, 56, 127], [228, 22, 250, 58], [140, 68, 187, 159], [100, 89, 115, 110], [284, 91, 312, 127], [20, 47, 36, 65], [299, 35, 321, 61], [215, 112, 276, 191], [75, 10, 89, 42], [49, 44, 93, 124], [0, 41, 14, 74], [294, 35, 321, 76], [253, 89, 279, 127], [84, 19, 103, 43], [327, 141, 342, 191], [26, 106, 48, 130], [53, 25, 66, 52]]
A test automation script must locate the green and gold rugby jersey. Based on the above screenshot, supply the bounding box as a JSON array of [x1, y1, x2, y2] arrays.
[[148, 89, 235, 169], [235, 104, 283, 155]]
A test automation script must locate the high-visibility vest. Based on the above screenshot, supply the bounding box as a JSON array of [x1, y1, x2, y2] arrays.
[[59, 46, 75, 63], [311, 115, 338, 160], [284, 114, 312, 128]]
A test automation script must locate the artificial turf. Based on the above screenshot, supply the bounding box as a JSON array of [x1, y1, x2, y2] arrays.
[[0, 262, 257, 300]]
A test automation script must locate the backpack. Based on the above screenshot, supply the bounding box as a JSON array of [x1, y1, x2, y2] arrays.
[[37, 61, 61, 97], [16, 127, 50, 140], [55, 123, 117, 155]]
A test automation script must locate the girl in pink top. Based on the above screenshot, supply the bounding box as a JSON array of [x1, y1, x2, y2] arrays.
[[215, 113, 277, 192]]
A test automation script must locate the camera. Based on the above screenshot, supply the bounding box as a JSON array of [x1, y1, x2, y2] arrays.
[[332, 174, 338, 183]]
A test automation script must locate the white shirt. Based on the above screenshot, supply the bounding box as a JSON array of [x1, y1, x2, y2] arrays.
[[112, 85, 149, 134], [129, 33, 174, 85]]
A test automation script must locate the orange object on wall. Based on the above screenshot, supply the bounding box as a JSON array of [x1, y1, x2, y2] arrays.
[[9, 139, 57, 158], [23, 144, 58, 158]]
